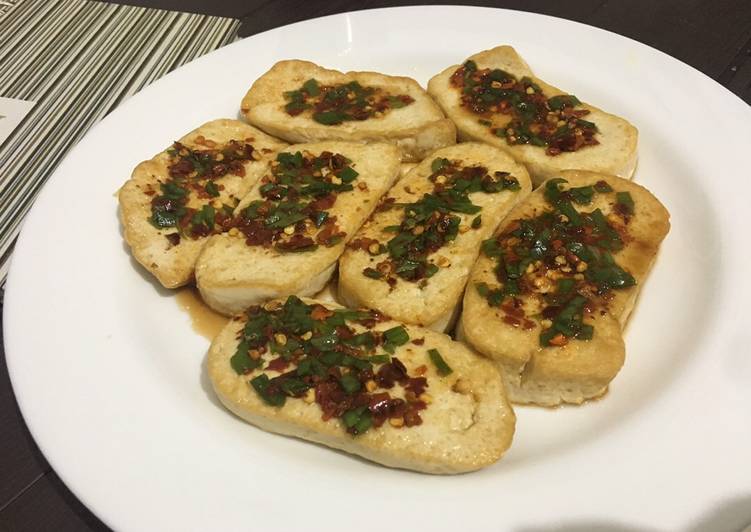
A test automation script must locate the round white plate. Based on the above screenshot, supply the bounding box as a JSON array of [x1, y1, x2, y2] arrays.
[[5, 6, 751, 531]]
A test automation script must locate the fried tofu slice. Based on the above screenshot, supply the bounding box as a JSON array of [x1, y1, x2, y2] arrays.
[[459, 171, 669, 406], [241, 60, 456, 162], [118, 119, 287, 288], [208, 296, 515, 474], [428, 46, 638, 186], [195, 142, 401, 315], [338, 143, 531, 331]]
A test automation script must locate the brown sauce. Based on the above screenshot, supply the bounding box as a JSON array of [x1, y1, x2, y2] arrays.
[[175, 287, 228, 340]]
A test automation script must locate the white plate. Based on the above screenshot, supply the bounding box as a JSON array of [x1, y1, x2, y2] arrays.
[[5, 6, 751, 531]]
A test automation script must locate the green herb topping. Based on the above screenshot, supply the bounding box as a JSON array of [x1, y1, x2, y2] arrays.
[[450, 60, 599, 156], [234, 150, 359, 252], [230, 296, 432, 435], [349, 157, 520, 284], [149, 140, 256, 239], [477, 178, 636, 347], [283, 78, 415, 125], [428, 348, 453, 376]]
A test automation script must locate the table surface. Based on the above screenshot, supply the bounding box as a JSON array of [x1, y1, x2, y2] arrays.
[[1, 1, 749, 530]]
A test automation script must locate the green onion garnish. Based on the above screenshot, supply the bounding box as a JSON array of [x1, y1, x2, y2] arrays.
[[428, 348, 453, 376]]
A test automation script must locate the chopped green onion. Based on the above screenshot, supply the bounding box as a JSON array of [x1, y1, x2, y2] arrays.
[[338, 166, 359, 183], [342, 406, 366, 428], [277, 151, 303, 168], [362, 267, 383, 279], [342, 406, 372, 435], [279, 377, 311, 397], [313, 210, 329, 228], [346, 331, 377, 348], [475, 282, 490, 297], [230, 340, 262, 374], [309, 330, 339, 350], [204, 181, 220, 198], [557, 278, 576, 295], [382, 326, 409, 352], [341, 355, 370, 371], [425, 263, 439, 277], [428, 348, 453, 376], [548, 94, 581, 110], [481, 238, 503, 258], [339, 374, 361, 394], [352, 413, 372, 435], [320, 351, 344, 366], [569, 185, 594, 205], [250, 374, 286, 407], [616, 191, 635, 214], [431, 158, 449, 173], [302, 78, 320, 96], [544, 178, 568, 204], [296, 356, 325, 377], [313, 110, 347, 125]]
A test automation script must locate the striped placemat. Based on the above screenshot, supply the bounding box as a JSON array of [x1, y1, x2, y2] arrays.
[[0, 0, 240, 287]]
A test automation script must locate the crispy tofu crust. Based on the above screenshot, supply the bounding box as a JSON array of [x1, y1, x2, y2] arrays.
[[195, 142, 401, 315], [459, 171, 670, 406], [338, 143, 532, 331], [118, 119, 287, 288], [208, 298, 515, 474], [427, 46, 638, 186], [241, 60, 456, 162]]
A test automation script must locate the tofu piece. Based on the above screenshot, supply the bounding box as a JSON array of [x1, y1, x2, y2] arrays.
[[428, 46, 638, 186], [118, 119, 287, 288], [241, 60, 456, 162], [195, 142, 401, 315], [338, 143, 532, 331], [207, 296, 515, 474], [459, 171, 670, 406]]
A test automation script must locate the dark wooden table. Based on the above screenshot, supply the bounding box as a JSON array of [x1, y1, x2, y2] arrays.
[[1, 1, 749, 530]]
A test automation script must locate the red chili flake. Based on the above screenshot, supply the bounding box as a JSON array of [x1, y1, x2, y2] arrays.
[[308, 194, 336, 211], [266, 357, 290, 372], [403, 408, 423, 427], [276, 234, 316, 251], [503, 315, 521, 327], [411, 338, 425, 346], [165, 233, 181, 246], [348, 237, 379, 251], [310, 305, 334, 321], [375, 359, 408, 389], [548, 333, 568, 347], [315, 219, 346, 246], [405, 377, 428, 396], [369, 395, 403, 420], [501, 301, 525, 318], [375, 197, 396, 212]]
